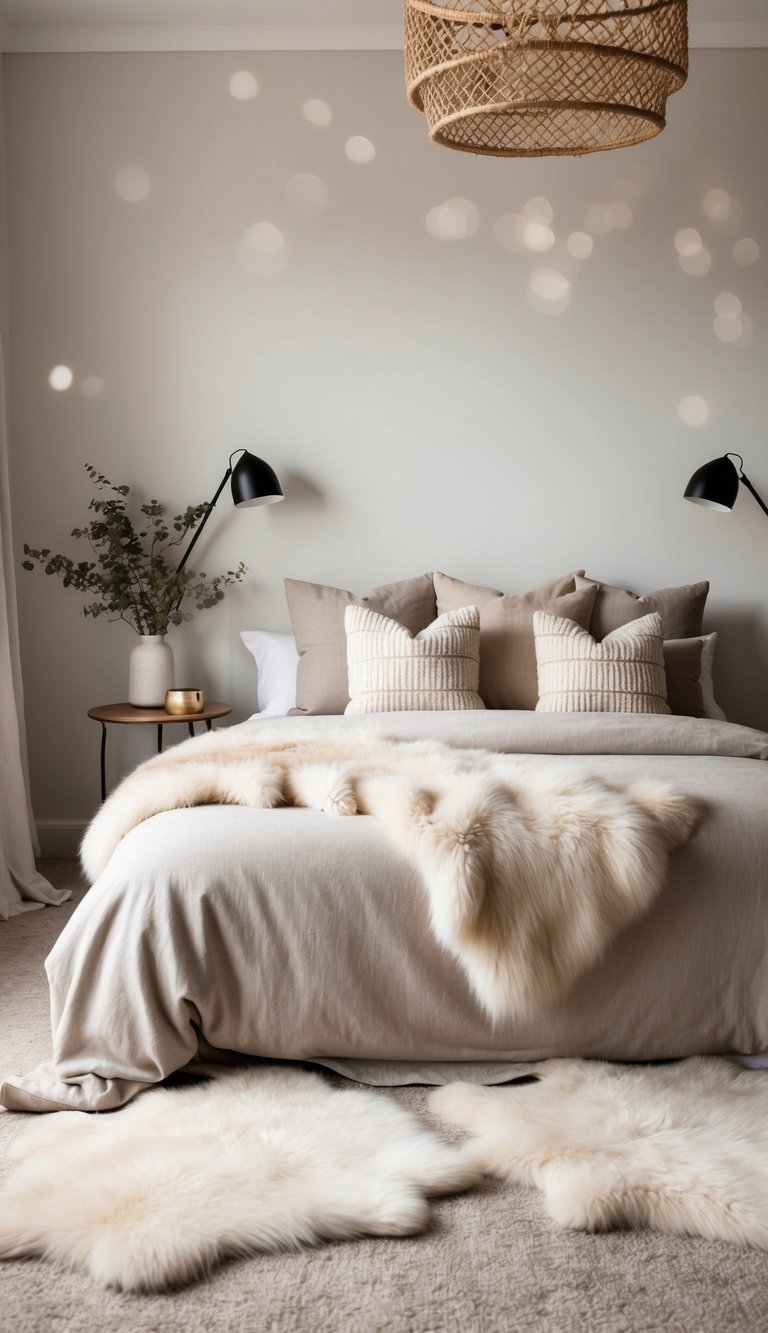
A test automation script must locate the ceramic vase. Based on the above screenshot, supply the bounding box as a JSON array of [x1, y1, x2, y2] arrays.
[[128, 634, 175, 707]]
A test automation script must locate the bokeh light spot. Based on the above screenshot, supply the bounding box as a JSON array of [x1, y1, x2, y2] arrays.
[[238, 222, 287, 277], [302, 99, 332, 127], [523, 220, 555, 251], [714, 292, 742, 319], [530, 269, 570, 301], [733, 237, 760, 266], [426, 197, 480, 241], [492, 212, 527, 252], [114, 166, 152, 203], [229, 70, 258, 100], [679, 248, 711, 277], [702, 187, 743, 232], [674, 228, 702, 256], [521, 196, 553, 225], [345, 136, 376, 164], [527, 268, 571, 315], [702, 188, 730, 223], [48, 365, 73, 391], [678, 395, 709, 427], [567, 231, 593, 260], [713, 315, 743, 344]]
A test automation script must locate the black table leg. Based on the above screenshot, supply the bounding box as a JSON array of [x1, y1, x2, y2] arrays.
[[205, 719, 212, 732], [157, 724, 163, 754], [188, 722, 195, 738], [99, 722, 107, 804]]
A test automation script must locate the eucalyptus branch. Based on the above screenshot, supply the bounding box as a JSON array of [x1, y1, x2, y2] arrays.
[[81, 523, 147, 633], [22, 464, 247, 636]]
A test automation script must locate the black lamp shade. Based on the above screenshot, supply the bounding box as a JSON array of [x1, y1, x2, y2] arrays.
[[230, 451, 284, 508], [683, 455, 740, 512]]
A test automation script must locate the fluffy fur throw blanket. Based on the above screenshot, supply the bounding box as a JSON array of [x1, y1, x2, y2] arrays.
[[81, 723, 701, 1021]]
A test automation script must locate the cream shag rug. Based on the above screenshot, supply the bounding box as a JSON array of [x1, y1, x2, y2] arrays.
[[431, 1057, 768, 1249], [0, 1067, 480, 1293]]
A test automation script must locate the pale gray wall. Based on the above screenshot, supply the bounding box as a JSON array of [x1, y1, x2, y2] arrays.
[[3, 49, 767, 845]]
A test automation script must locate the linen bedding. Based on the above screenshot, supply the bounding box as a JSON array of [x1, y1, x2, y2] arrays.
[[2, 712, 768, 1114]]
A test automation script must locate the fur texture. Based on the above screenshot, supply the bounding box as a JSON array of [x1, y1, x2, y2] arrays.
[[430, 1057, 768, 1249], [0, 1067, 480, 1293], [81, 722, 701, 1020]]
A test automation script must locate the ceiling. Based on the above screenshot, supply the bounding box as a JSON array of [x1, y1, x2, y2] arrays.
[[0, 0, 765, 49]]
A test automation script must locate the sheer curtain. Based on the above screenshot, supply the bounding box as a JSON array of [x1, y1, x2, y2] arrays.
[[0, 341, 70, 919]]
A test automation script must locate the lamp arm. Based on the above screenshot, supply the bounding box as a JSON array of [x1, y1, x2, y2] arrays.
[[167, 450, 250, 619], [738, 471, 768, 522], [166, 466, 232, 620], [175, 467, 233, 577]]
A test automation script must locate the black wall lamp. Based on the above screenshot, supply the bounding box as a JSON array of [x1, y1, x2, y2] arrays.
[[684, 453, 768, 521], [176, 449, 283, 576]]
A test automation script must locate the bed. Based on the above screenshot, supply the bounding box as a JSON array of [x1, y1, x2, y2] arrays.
[[2, 709, 767, 1114]]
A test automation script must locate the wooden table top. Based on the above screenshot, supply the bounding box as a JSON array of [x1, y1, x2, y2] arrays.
[[88, 701, 232, 725]]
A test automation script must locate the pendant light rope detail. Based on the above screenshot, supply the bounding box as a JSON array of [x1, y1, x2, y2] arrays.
[[405, 0, 688, 157]]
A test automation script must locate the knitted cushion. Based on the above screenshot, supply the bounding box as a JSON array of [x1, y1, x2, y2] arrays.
[[534, 611, 670, 714], [344, 605, 485, 715]]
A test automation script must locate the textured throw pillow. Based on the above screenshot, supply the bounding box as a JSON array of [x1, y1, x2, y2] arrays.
[[664, 633, 726, 720], [344, 604, 485, 715], [435, 571, 597, 710], [285, 574, 437, 715], [576, 575, 709, 641], [534, 611, 670, 714], [240, 631, 298, 718]]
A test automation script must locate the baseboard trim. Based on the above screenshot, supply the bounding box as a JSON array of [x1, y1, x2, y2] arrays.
[[37, 820, 87, 857]]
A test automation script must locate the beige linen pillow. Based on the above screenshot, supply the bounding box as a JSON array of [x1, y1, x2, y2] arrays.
[[435, 571, 597, 709], [344, 604, 485, 715], [534, 611, 670, 714], [576, 575, 709, 641], [285, 574, 437, 715]]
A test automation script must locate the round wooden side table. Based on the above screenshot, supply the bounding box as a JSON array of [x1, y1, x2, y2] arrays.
[[87, 701, 232, 802]]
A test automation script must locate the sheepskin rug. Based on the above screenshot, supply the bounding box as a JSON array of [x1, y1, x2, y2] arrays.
[[0, 1067, 480, 1293], [80, 723, 701, 1021], [430, 1057, 768, 1249]]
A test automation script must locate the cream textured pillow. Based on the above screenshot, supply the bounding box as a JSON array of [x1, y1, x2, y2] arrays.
[[534, 611, 670, 714], [345, 605, 485, 715]]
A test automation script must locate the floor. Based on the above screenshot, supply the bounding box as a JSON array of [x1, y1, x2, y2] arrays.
[[1, 860, 767, 1333]]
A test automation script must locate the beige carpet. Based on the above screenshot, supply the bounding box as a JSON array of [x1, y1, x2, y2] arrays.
[[1, 862, 766, 1333]]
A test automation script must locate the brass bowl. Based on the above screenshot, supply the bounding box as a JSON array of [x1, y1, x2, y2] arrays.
[[164, 688, 205, 715]]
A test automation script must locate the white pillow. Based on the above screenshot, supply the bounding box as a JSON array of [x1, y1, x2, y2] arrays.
[[700, 632, 727, 721], [240, 631, 298, 718], [344, 604, 485, 715]]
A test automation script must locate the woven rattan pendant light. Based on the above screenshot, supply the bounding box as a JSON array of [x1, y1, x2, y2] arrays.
[[405, 0, 688, 157]]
